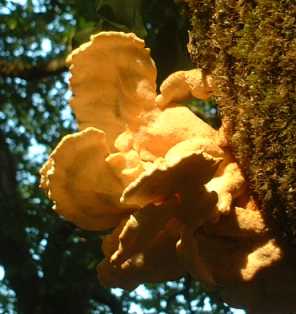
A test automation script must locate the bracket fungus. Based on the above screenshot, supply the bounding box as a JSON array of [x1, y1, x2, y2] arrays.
[[40, 32, 295, 313]]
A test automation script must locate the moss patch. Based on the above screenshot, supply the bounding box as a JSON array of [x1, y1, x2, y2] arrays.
[[186, 0, 296, 244]]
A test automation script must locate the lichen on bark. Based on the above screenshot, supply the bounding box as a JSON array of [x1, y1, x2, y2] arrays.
[[186, 0, 296, 244]]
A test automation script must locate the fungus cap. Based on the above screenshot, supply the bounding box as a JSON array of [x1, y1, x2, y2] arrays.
[[67, 32, 157, 149], [97, 218, 184, 290], [39, 31, 286, 310], [40, 127, 130, 230], [122, 141, 223, 208]]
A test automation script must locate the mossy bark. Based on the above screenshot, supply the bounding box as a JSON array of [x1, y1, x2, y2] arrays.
[[186, 0, 296, 245]]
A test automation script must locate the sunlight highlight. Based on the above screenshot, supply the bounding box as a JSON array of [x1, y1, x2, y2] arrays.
[[0, 266, 5, 281]]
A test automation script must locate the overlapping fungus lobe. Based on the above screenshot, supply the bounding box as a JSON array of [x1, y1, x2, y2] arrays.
[[40, 32, 283, 305]]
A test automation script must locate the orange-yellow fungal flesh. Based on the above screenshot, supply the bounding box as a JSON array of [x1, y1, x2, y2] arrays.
[[202, 198, 268, 238], [121, 148, 222, 208], [240, 239, 282, 281], [190, 233, 282, 285], [175, 189, 282, 287], [156, 69, 213, 108], [205, 150, 246, 215], [106, 149, 146, 187], [67, 32, 157, 149], [133, 106, 219, 160], [97, 220, 184, 290], [110, 198, 179, 266], [39, 31, 285, 308], [177, 228, 216, 286], [114, 130, 134, 152], [40, 127, 129, 230]]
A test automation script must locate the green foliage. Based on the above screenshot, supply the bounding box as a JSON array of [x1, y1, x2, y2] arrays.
[[0, 1, 234, 313], [187, 0, 296, 244]]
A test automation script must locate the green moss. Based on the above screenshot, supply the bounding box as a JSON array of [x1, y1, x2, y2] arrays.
[[187, 0, 296, 244]]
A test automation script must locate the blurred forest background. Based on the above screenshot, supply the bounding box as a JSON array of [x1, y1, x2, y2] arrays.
[[0, 1, 240, 313]]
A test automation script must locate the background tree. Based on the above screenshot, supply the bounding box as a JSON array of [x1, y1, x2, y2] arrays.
[[0, 1, 237, 313]]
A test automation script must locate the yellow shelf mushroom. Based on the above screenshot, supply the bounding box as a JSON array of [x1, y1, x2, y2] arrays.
[[40, 31, 293, 314]]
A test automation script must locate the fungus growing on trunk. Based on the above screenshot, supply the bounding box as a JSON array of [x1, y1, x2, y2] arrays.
[[40, 32, 293, 313]]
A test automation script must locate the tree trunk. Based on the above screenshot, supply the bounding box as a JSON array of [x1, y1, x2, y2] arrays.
[[0, 131, 43, 314], [186, 0, 296, 245]]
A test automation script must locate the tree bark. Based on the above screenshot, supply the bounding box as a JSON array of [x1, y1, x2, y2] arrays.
[[0, 131, 42, 314], [0, 56, 67, 80], [186, 0, 296, 245]]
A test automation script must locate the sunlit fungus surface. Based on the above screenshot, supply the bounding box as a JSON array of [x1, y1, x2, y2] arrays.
[[40, 32, 296, 313]]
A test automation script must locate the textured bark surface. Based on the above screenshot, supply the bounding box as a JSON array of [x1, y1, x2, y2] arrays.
[[186, 0, 296, 245]]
